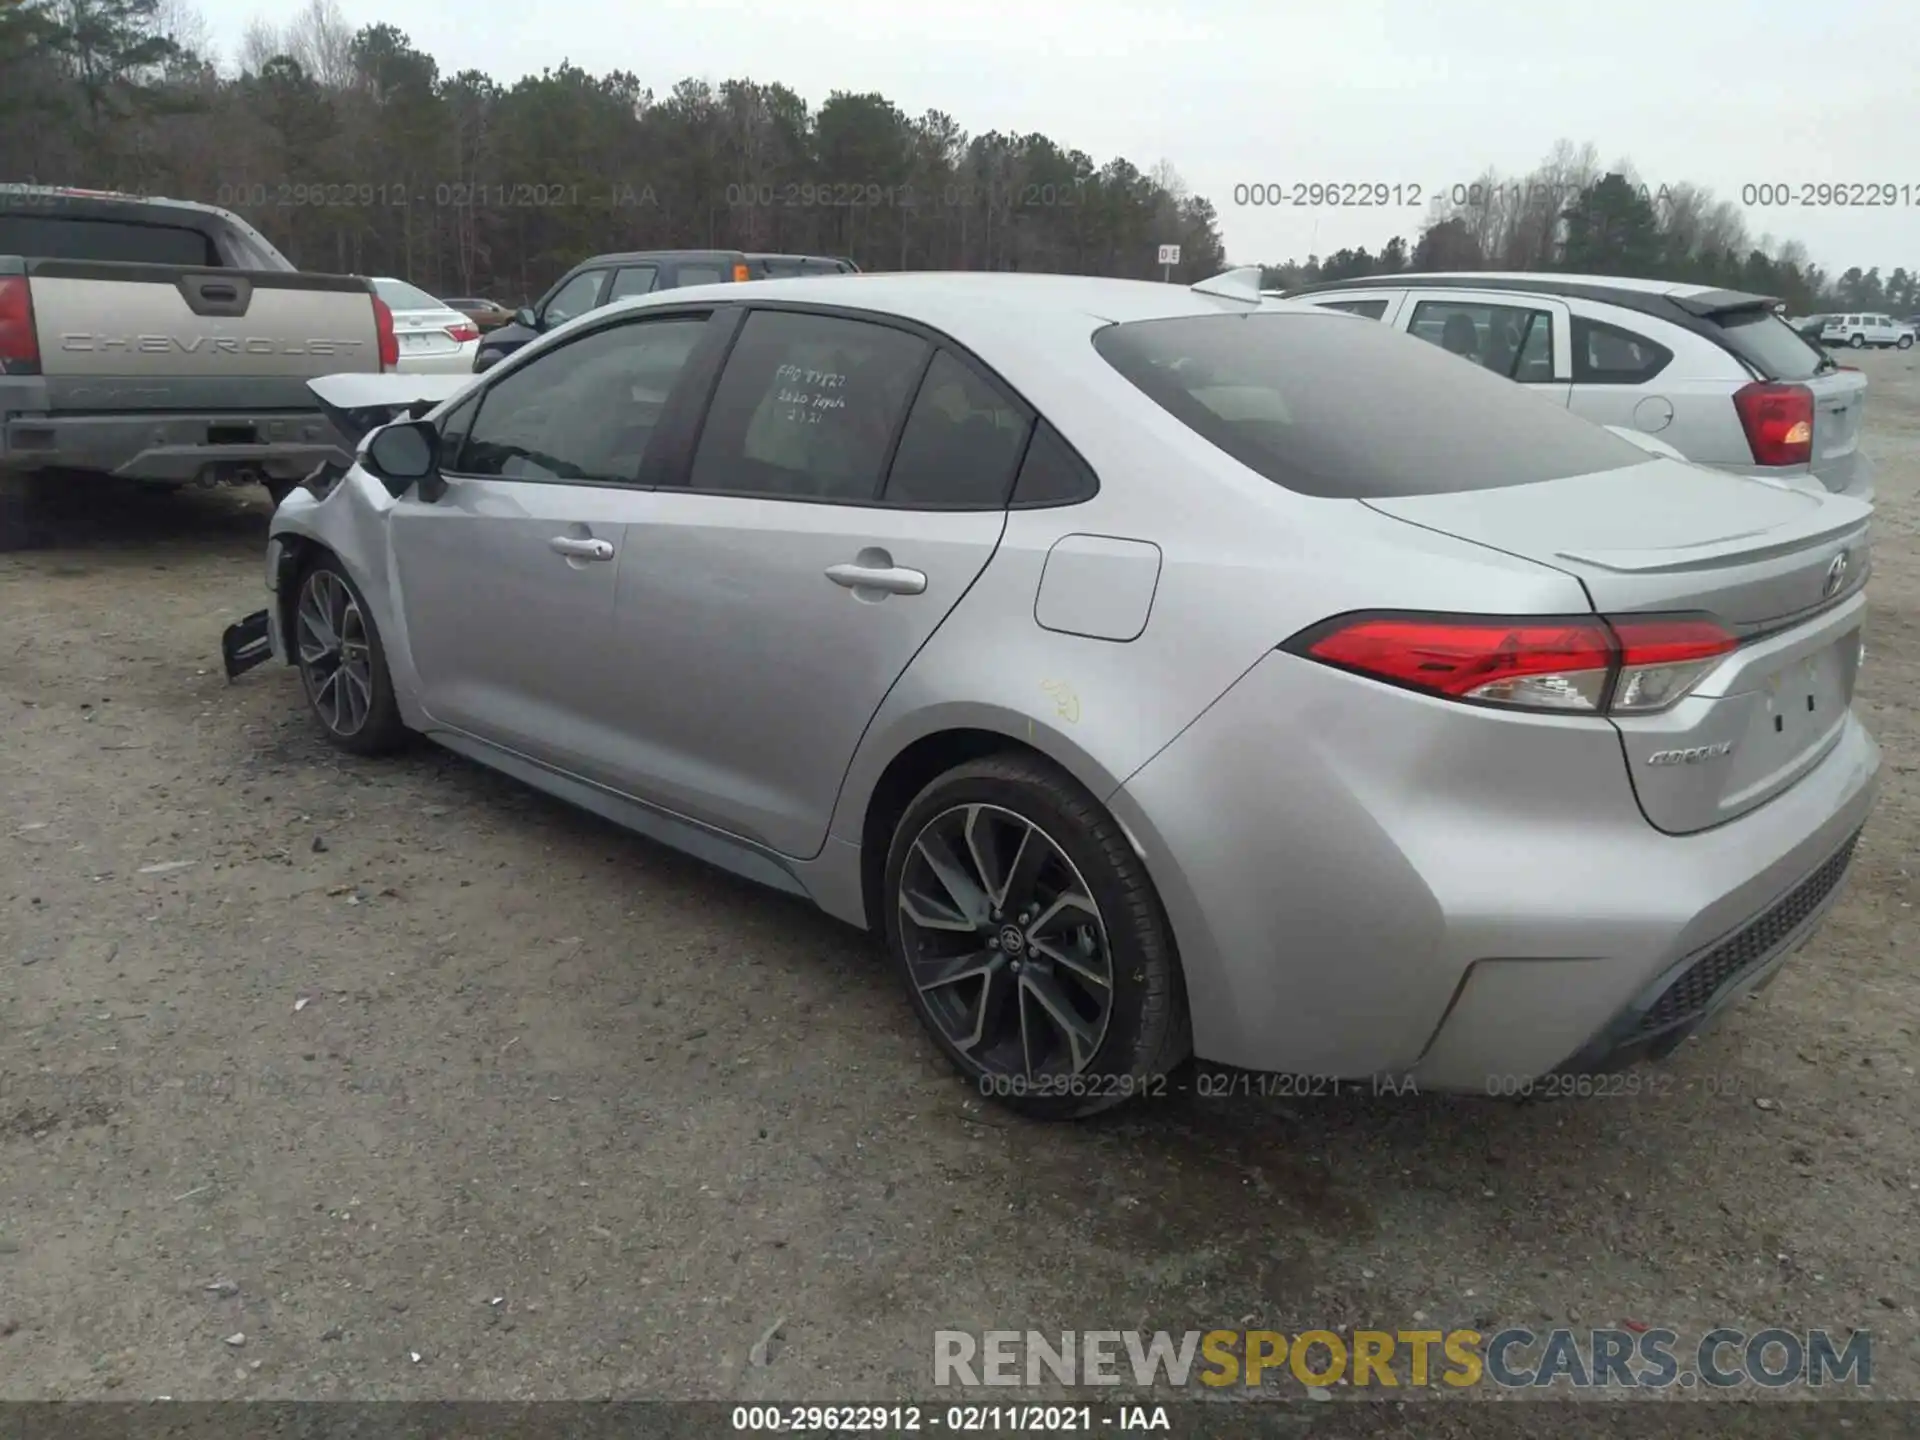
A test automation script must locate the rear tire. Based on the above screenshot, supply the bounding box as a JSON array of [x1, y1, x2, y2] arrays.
[[292, 556, 408, 755], [882, 753, 1190, 1120]]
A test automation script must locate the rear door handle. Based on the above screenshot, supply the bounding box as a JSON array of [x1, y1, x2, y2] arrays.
[[550, 536, 614, 561], [826, 562, 926, 595]]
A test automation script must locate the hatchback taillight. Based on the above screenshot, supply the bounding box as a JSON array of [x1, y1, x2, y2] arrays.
[[1284, 612, 1739, 715], [0, 276, 40, 373], [1732, 380, 1814, 466]]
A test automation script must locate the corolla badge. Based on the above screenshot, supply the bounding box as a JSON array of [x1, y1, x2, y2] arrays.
[[1647, 742, 1734, 766], [1824, 550, 1850, 598]]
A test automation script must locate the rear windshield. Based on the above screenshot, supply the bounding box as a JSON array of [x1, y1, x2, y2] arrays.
[[1092, 312, 1645, 498], [0, 214, 217, 266], [374, 278, 448, 311], [1711, 308, 1825, 381]]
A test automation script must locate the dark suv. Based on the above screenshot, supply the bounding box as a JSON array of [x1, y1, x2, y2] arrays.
[[474, 250, 749, 371]]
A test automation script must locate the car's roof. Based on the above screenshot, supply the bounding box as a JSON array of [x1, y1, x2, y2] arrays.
[[607, 271, 1300, 328], [1286, 271, 1784, 330], [579, 249, 746, 265]]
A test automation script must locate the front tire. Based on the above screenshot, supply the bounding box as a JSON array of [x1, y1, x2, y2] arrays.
[[1849, 332, 1866, 348], [293, 557, 407, 755], [883, 754, 1189, 1120], [1900, 335, 1914, 350]]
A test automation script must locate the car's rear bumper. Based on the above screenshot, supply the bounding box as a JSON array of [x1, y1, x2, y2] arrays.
[[2, 408, 352, 483], [1106, 652, 1880, 1085]]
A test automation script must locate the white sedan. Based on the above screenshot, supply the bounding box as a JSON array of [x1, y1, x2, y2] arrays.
[[373, 278, 482, 373]]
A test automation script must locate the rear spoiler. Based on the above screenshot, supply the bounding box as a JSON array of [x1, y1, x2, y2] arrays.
[[1667, 288, 1782, 319], [309, 372, 471, 445]]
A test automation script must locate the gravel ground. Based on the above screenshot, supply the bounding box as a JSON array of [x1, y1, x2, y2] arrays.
[[3, 349, 1918, 1409]]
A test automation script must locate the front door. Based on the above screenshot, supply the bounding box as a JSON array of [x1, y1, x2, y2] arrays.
[[599, 307, 1028, 858], [388, 311, 715, 775]]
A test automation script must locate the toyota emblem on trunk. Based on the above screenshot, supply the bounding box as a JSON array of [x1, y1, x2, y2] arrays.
[[1824, 551, 1850, 598]]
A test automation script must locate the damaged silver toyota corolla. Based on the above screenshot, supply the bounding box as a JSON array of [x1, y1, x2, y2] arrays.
[[223, 270, 1878, 1119]]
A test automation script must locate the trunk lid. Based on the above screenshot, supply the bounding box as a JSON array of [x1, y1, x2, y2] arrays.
[[1365, 459, 1872, 834], [1803, 365, 1867, 490], [1698, 301, 1869, 496], [393, 309, 465, 358]]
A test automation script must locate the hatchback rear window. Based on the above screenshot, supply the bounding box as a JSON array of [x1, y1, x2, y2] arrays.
[[1092, 312, 1644, 498], [1711, 308, 1825, 381]]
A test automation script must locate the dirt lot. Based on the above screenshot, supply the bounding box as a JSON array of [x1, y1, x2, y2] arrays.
[[3, 351, 1919, 1408]]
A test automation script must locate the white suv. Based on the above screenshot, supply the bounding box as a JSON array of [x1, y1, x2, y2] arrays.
[[1280, 272, 1873, 498], [1820, 313, 1915, 349]]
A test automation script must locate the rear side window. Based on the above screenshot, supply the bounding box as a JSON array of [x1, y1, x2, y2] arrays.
[[1571, 317, 1673, 384], [687, 309, 931, 501], [883, 351, 1032, 508], [0, 215, 216, 266], [1093, 312, 1644, 498], [1010, 420, 1099, 507], [1711, 308, 1825, 381]]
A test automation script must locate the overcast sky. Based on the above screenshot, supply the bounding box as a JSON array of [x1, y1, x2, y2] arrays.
[[195, 0, 1916, 276]]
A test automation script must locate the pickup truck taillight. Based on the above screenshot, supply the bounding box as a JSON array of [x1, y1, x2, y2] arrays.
[[0, 276, 40, 374], [1732, 380, 1814, 466], [372, 295, 399, 371]]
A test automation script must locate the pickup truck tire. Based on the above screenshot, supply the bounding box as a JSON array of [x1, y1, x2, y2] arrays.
[[293, 556, 408, 756], [0, 470, 53, 552]]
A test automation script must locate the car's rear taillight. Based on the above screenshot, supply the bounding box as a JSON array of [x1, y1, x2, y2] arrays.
[[445, 322, 480, 343], [372, 295, 399, 371], [1284, 612, 1739, 715], [0, 276, 40, 373], [1732, 380, 1814, 466]]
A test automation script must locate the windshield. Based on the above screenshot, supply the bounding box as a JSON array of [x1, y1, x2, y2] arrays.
[[375, 277, 450, 312], [1092, 311, 1646, 498]]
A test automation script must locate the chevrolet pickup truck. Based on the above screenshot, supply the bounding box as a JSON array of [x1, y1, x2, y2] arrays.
[[1, 187, 395, 547]]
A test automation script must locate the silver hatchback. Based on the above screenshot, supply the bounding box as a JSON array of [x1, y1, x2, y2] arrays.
[[230, 271, 1879, 1118]]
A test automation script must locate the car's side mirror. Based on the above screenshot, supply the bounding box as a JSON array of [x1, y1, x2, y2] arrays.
[[514, 306, 538, 329], [363, 418, 444, 501]]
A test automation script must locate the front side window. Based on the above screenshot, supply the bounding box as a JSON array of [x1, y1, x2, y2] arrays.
[[455, 316, 709, 484], [882, 351, 1032, 508], [540, 270, 607, 328], [686, 309, 930, 501], [1093, 311, 1643, 498]]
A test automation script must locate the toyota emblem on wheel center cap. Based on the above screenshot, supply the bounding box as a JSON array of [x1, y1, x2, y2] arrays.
[[998, 925, 1027, 957], [1824, 550, 1850, 598]]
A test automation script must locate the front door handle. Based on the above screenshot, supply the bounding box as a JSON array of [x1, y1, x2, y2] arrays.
[[826, 562, 926, 596], [550, 536, 614, 562]]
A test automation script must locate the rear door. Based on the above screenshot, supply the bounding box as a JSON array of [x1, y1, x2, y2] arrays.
[[387, 310, 715, 775], [1394, 289, 1572, 405], [1365, 463, 1871, 834], [600, 306, 1020, 857]]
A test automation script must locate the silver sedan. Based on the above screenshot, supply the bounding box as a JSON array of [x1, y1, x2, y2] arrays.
[[228, 270, 1879, 1119]]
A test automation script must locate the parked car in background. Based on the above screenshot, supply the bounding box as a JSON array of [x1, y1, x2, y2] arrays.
[[473, 250, 756, 372], [228, 270, 1875, 1119], [442, 296, 516, 331], [373, 278, 481, 374], [1, 186, 390, 542], [1790, 314, 1832, 344], [1821, 313, 1915, 349], [1285, 272, 1872, 498], [743, 253, 860, 278]]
